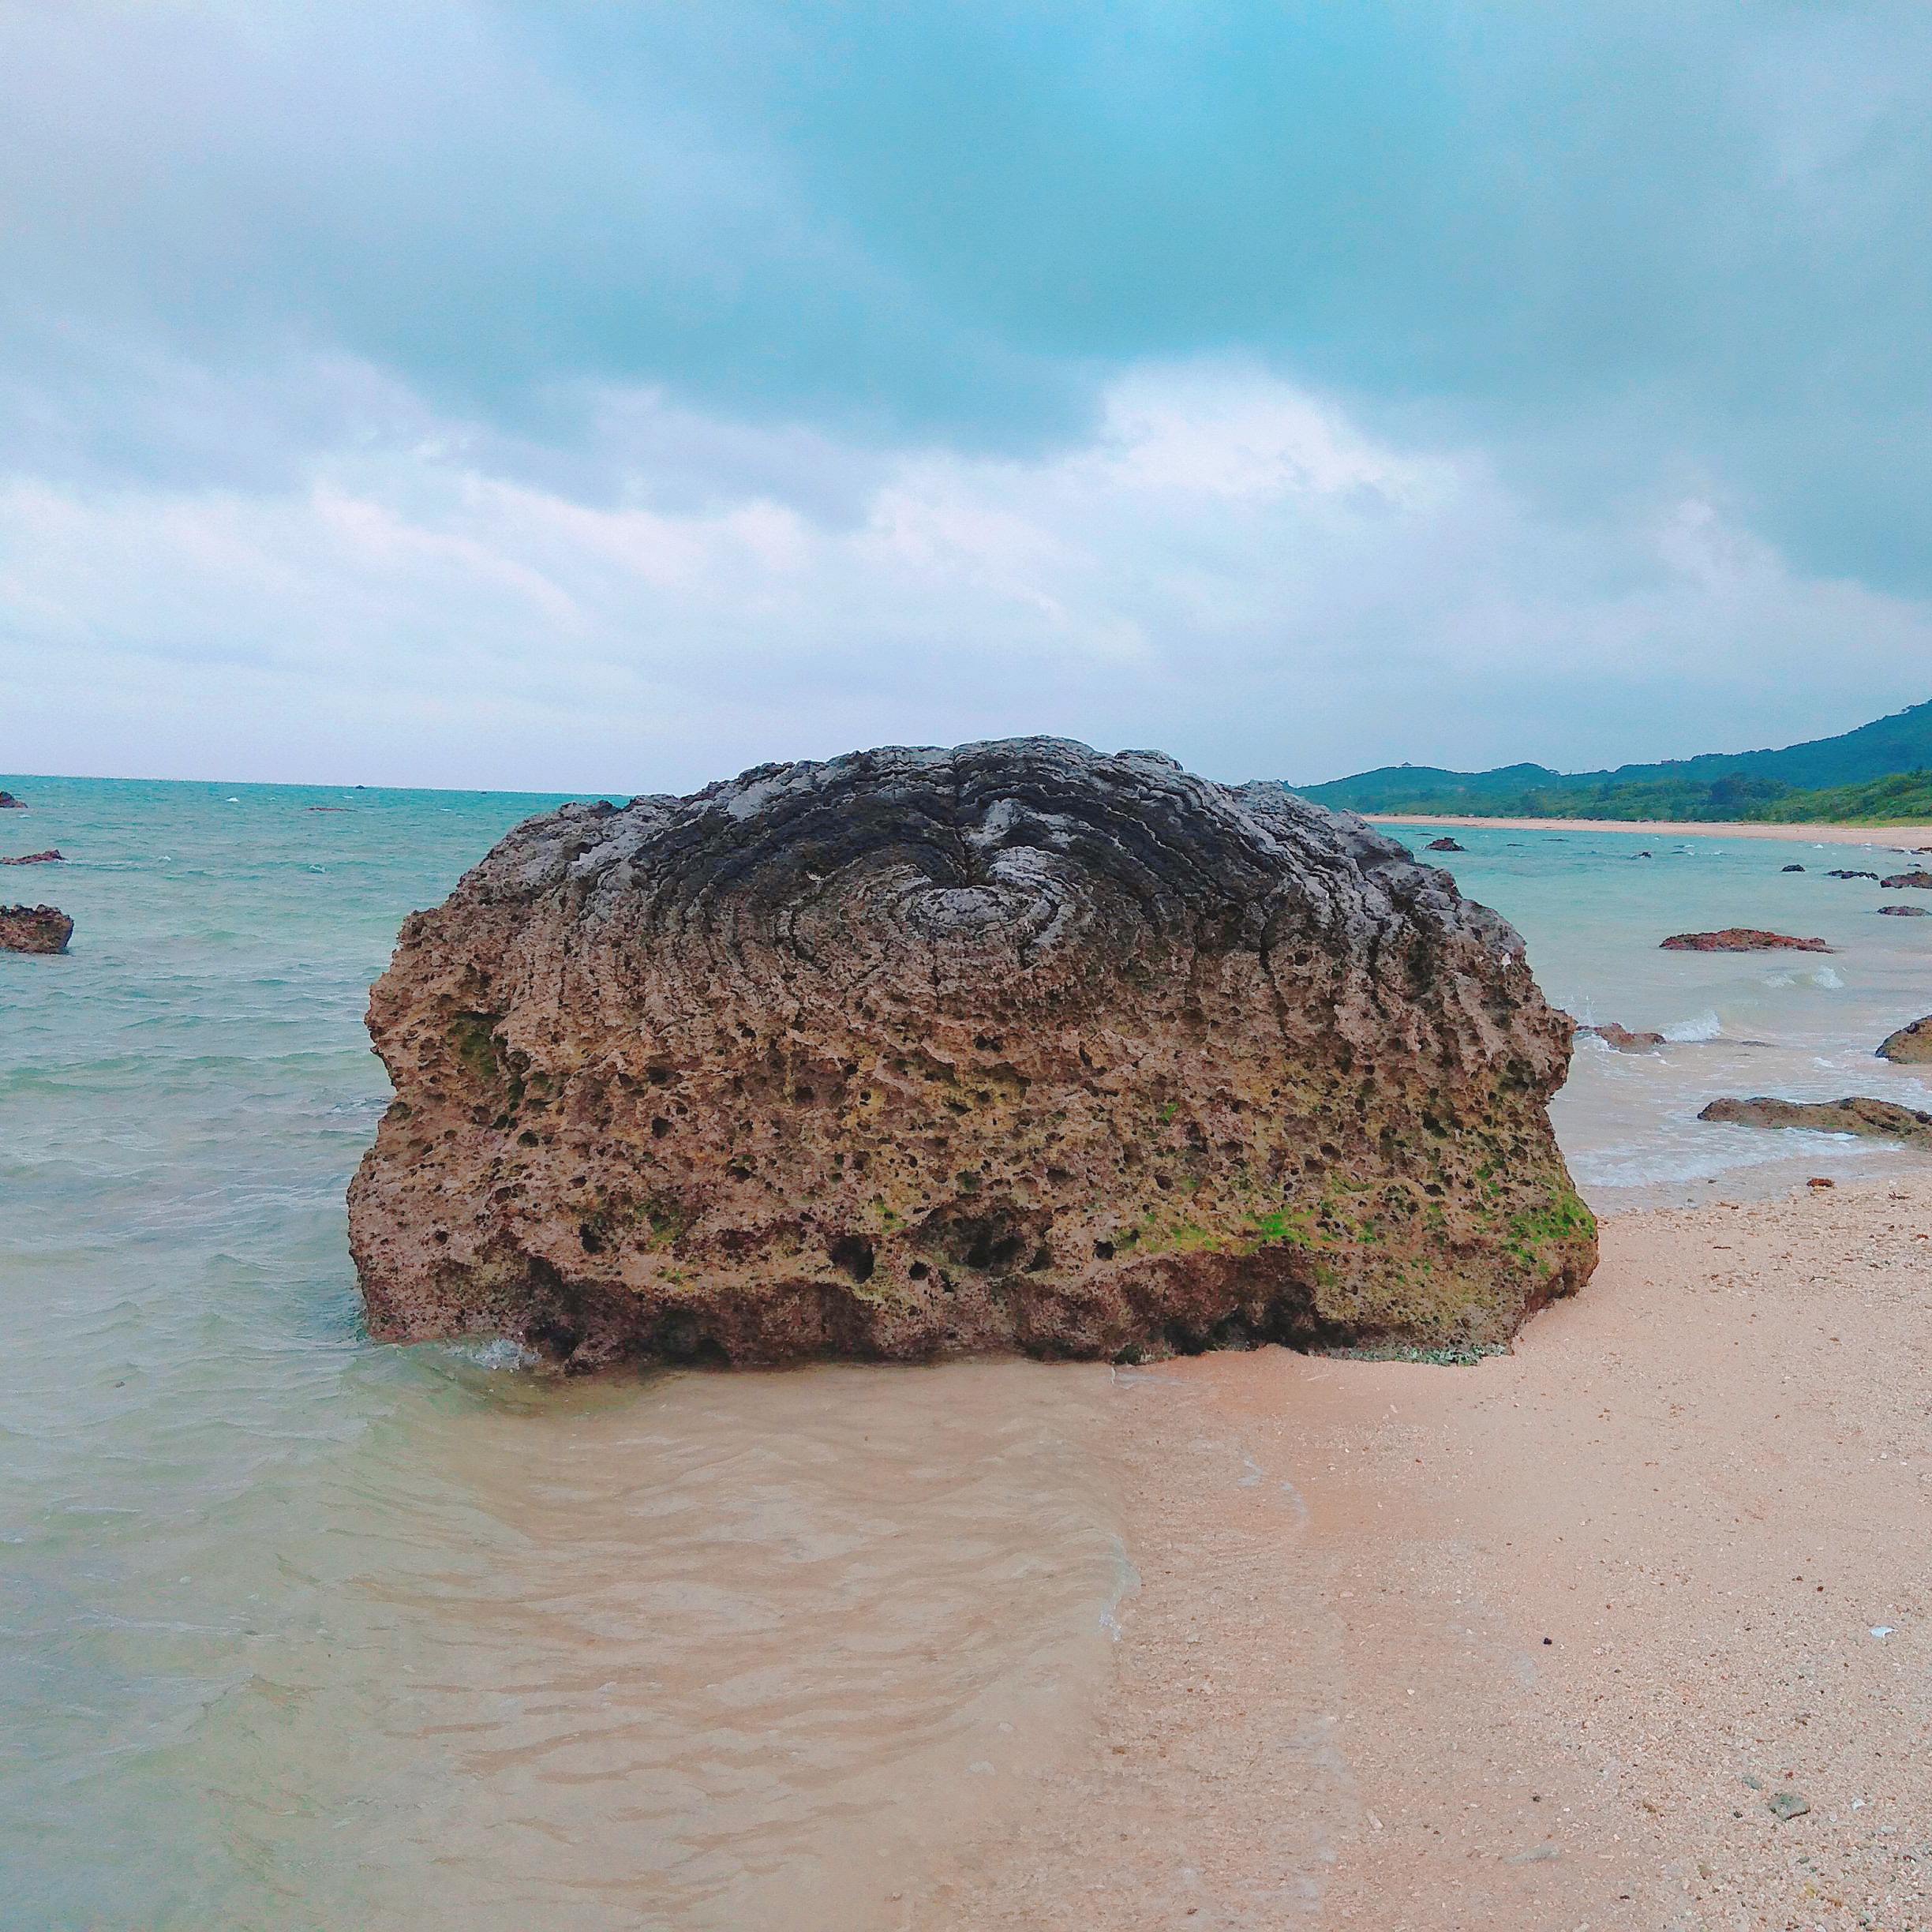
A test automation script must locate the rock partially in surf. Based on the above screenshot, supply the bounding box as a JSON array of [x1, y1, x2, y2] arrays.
[[1878, 1015, 1932, 1063], [1880, 870, 1932, 890], [0, 849, 62, 866], [1781, 863, 1805, 873], [1660, 929, 1833, 953], [0, 904, 73, 953], [1579, 1022, 1667, 1053], [0, 792, 23, 809], [1698, 1095, 1932, 1149], [349, 739, 1595, 1371], [1826, 869, 1879, 881], [1879, 904, 1930, 917], [1425, 837, 1466, 853], [1631, 851, 1653, 859]]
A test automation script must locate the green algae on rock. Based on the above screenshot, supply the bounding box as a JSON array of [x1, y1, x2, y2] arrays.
[[348, 739, 1595, 1369]]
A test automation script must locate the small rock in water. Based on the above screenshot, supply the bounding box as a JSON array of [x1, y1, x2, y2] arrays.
[[1878, 904, 1930, 916], [1579, 1022, 1666, 1053], [1766, 1790, 1810, 1821], [0, 791, 22, 808], [1661, 928, 1833, 953], [1630, 850, 1653, 859], [1826, 868, 1879, 880], [1699, 1095, 1932, 1149], [1425, 836, 1466, 852], [0, 849, 62, 865], [1880, 870, 1932, 889], [0, 904, 73, 953], [1781, 863, 1805, 872], [1877, 1014, 1932, 1062]]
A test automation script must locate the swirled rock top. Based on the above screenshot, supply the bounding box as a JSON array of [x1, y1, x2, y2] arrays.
[[350, 739, 1593, 1368]]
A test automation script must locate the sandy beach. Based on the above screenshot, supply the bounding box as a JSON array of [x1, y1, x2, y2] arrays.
[[1368, 815, 1932, 848], [915, 1174, 1932, 1930]]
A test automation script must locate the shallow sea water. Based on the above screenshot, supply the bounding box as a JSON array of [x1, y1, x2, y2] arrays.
[[3, 777, 1928, 1927]]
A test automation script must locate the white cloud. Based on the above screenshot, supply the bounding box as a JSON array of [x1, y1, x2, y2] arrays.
[[2, 359, 1927, 792]]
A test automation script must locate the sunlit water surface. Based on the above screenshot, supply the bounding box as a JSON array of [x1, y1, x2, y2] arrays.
[[3, 777, 1927, 1926]]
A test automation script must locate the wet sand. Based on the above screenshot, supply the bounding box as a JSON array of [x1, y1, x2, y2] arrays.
[[1368, 814, 1932, 848], [924, 1174, 1932, 1929]]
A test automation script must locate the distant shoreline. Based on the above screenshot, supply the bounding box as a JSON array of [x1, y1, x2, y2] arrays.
[[1365, 812, 1932, 848]]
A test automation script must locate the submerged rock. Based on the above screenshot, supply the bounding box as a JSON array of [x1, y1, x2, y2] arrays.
[[349, 739, 1595, 1371], [1425, 837, 1466, 853], [1878, 1015, 1932, 1063], [1826, 868, 1880, 880], [0, 904, 72, 953], [1879, 904, 1930, 917], [1781, 863, 1805, 873], [1579, 1022, 1667, 1052], [1660, 929, 1833, 953], [0, 849, 62, 866], [1698, 1095, 1932, 1148]]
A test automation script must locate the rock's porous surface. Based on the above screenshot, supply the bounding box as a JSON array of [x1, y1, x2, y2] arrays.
[[1880, 871, 1932, 890], [349, 739, 1595, 1370], [0, 849, 62, 866], [1878, 1016, 1932, 1063], [1660, 929, 1833, 953], [1579, 1022, 1667, 1052], [1698, 1095, 1932, 1149], [1425, 837, 1466, 853], [0, 904, 73, 953]]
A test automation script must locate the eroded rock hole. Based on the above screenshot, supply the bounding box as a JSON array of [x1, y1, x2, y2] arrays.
[[828, 1234, 875, 1282]]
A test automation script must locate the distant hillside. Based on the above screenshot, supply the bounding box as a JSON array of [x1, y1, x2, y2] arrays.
[[1296, 697, 1932, 822]]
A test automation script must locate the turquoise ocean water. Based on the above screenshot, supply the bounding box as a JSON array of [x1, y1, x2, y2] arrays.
[[2, 777, 1928, 1928]]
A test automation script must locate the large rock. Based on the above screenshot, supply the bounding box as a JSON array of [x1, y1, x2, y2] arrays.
[[1881, 870, 1932, 890], [1660, 928, 1833, 953], [1698, 1095, 1932, 1148], [0, 904, 72, 953], [348, 740, 1595, 1370], [1878, 1016, 1932, 1063], [0, 791, 22, 809]]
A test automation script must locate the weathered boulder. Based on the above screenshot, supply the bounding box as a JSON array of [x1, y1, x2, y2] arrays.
[[0, 904, 72, 953], [0, 849, 62, 866], [1425, 837, 1466, 853], [1660, 929, 1833, 953], [348, 739, 1595, 1371], [1579, 1022, 1666, 1052], [1878, 1016, 1932, 1063], [1698, 1095, 1932, 1148]]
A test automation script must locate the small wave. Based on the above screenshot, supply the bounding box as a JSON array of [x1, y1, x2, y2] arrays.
[[1812, 965, 1844, 989], [448, 1337, 538, 1372], [1663, 1010, 1722, 1043]]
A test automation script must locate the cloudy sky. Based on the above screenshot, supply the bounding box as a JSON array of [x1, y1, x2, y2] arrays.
[[3, 2, 1930, 792]]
